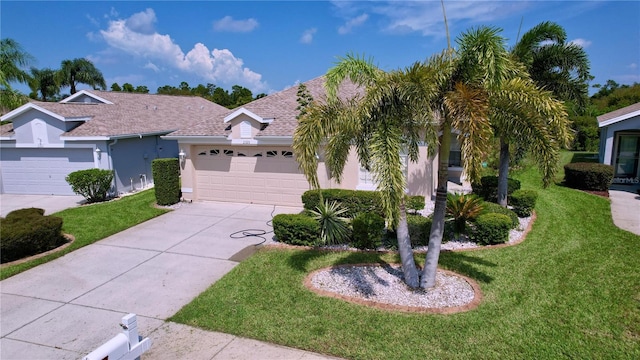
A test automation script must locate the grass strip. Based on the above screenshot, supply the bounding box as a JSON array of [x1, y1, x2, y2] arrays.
[[1, 189, 168, 280]]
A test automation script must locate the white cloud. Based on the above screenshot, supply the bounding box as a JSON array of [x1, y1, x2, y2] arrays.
[[99, 9, 268, 92], [569, 38, 592, 48], [629, 63, 638, 69], [338, 13, 369, 34], [300, 28, 317, 44], [144, 62, 160, 72], [86, 14, 100, 27], [213, 16, 259, 32], [125, 8, 157, 35]]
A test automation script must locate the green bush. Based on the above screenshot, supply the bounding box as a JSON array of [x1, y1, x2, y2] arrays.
[[309, 200, 351, 245], [481, 202, 519, 228], [469, 213, 512, 245], [564, 162, 614, 191], [272, 214, 321, 246], [301, 189, 384, 218], [1, 211, 66, 263], [406, 195, 425, 214], [406, 214, 432, 247], [65, 168, 114, 203], [471, 176, 521, 203], [510, 189, 538, 217], [446, 193, 484, 237], [152, 158, 181, 206], [351, 212, 385, 250]]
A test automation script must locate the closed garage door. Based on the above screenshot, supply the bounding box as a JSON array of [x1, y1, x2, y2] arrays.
[[1, 148, 94, 195], [194, 146, 310, 206]]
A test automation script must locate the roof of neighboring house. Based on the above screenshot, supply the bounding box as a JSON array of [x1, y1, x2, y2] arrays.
[[0, 91, 230, 138], [597, 102, 640, 127], [169, 76, 362, 137]]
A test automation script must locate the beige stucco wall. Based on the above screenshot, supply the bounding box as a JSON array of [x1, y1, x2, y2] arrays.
[[228, 114, 261, 139]]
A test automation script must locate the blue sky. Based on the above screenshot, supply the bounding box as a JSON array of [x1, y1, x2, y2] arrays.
[[2, 1, 639, 96]]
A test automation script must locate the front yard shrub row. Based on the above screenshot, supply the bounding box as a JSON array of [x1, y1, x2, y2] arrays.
[[510, 189, 538, 217], [469, 213, 513, 245], [481, 202, 520, 228], [65, 168, 114, 203], [152, 158, 181, 205], [564, 162, 614, 191], [272, 214, 320, 246], [1, 208, 67, 263], [471, 175, 521, 202], [301, 189, 425, 219], [351, 212, 385, 250]]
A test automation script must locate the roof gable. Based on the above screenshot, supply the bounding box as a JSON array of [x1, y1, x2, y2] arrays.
[[597, 102, 640, 127], [60, 90, 113, 104], [224, 107, 274, 124]]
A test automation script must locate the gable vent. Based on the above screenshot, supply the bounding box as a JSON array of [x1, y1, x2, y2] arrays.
[[240, 120, 252, 138]]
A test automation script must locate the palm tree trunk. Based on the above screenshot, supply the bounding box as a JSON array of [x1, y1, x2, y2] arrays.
[[421, 123, 451, 289], [497, 137, 510, 207], [396, 199, 419, 288]]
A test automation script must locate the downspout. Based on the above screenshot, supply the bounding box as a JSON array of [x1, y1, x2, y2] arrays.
[[107, 138, 119, 195]]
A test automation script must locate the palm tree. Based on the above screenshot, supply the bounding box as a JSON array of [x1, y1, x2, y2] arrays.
[[494, 22, 589, 206], [0, 38, 33, 88], [29, 67, 59, 101], [58, 58, 106, 94]]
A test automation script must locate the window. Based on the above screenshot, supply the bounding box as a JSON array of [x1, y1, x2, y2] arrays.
[[209, 149, 219, 156], [449, 137, 462, 167], [613, 133, 640, 184], [198, 151, 207, 156], [358, 154, 408, 191], [224, 149, 233, 156], [266, 150, 278, 157], [281, 151, 293, 158], [237, 152, 246, 157]]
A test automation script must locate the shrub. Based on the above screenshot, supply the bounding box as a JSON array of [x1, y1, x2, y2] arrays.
[[301, 189, 384, 218], [446, 193, 484, 238], [66, 168, 114, 203], [351, 212, 385, 250], [272, 214, 321, 246], [406, 195, 425, 214], [564, 162, 614, 191], [481, 202, 519, 228], [469, 213, 512, 245], [152, 158, 181, 205], [309, 200, 351, 245], [406, 214, 432, 247], [510, 189, 538, 217], [1, 212, 66, 263], [471, 175, 521, 203]]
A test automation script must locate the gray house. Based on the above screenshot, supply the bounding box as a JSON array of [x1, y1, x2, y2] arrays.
[[0, 90, 229, 195], [598, 102, 640, 187]]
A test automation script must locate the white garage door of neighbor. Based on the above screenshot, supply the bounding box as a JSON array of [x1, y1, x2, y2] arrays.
[[194, 146, 310, 206], [1, 148, 94, 195]]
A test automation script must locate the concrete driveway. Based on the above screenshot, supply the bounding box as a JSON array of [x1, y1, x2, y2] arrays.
[[0, 194, 85, 217], [0, 201, 338, 360]]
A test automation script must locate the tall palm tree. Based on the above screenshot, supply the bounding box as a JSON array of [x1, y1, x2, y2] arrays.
[[29, 67, 59, 101], [0, 38, 33, 88], [58, 58, 106, 94], [494, 22, 589, 206]]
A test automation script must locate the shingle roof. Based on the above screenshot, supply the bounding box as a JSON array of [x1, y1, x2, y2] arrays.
[[2, 91, 230, 138], [169, 76, 362, 137], [597, 102, 640, 125]]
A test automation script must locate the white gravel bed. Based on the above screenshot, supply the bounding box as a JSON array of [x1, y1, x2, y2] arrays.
[[310, 265, 475, 309]]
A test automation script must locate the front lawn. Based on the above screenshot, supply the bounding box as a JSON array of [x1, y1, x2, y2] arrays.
[[0, 189, 168, 280], [171, 155, 640, 359]]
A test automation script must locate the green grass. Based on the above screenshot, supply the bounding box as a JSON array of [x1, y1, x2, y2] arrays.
[[171, 152, 640, 359], [0, 189, 168, 280]]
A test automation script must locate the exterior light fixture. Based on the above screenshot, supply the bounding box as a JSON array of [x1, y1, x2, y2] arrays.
[[95, 147, 102, 160], [178, 149, 186, 164]]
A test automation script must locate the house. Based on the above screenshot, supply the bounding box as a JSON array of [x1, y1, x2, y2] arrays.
[[164, 76, 449, 207], [598, 102, 640, 187], [0, 91, 229, 195]]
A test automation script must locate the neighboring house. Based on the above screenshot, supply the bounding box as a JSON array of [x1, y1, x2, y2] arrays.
[[0, 90, 229, 195], [165, 76, 455, 207], [598, 102, 640, 186]]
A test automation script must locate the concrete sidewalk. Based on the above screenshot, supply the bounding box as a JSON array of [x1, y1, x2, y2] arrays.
[[0, 201, 341, 360], [609, 189, 640, 235], [0, 194, 85, 217]]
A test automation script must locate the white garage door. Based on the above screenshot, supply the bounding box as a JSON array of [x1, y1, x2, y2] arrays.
[[1, 148, 94, 195], [194, 146, 310, 206]]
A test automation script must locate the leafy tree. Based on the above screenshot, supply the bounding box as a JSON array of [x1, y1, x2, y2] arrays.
[[29, 67, 59, 101], [58, 58, 106, 94], [230, 85, 253, 107], [135, 85, 149, 94], [122, 83, 134, 92], [0, 38, 33, 87], [110, 82, 122, 92], [211, 87, 231, 107]]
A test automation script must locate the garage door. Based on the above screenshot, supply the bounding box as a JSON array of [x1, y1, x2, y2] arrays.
[[194, 146, 310, 206], [1, 148, 94, 195]]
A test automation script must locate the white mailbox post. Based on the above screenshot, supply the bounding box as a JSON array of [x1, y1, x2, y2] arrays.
[[83, 313, 152, 360]]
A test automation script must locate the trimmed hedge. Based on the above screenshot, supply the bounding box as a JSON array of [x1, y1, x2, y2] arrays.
[[407, 214, 432, 247], [66, 168, 114, 203], [272, 214, 321, 246], [564, 162, 614, 191], [351, 212, 385, 250], [481, 202, 519, 229], [1, 209, 67, 263], [472, 175, 521, 203], [469, 213, 512, 245], [510, 189, 538, 217], [301, 189, 424, 219], [152, 158, 181, 206]]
